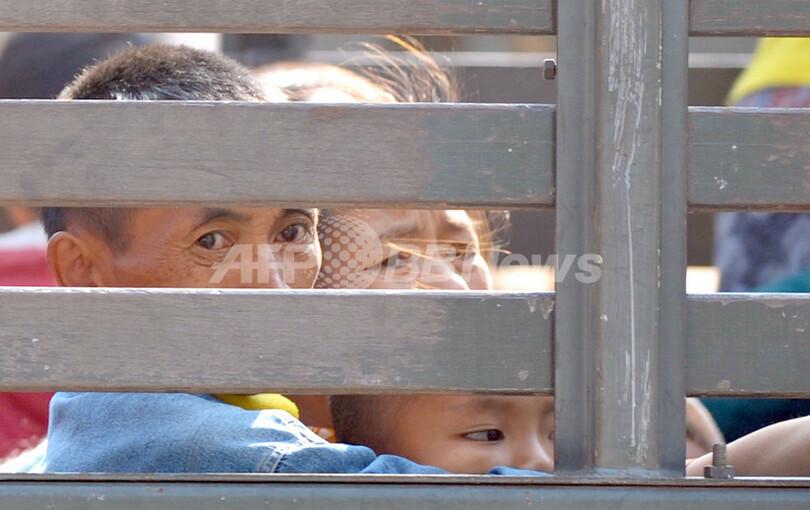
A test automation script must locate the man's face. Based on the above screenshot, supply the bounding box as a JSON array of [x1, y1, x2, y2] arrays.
[[91, 207, 320, 289], [317, 209, 492, 290], [382, 395, 555, 474]]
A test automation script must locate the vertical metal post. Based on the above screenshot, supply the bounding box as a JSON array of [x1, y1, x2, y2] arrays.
[[555, 0, 688, 476]]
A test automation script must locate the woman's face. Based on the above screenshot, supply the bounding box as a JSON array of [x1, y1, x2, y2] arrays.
[[317, 209, 491, 291]]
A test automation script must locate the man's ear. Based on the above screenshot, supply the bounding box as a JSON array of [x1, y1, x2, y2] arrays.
[[47, 231, 109, 287]]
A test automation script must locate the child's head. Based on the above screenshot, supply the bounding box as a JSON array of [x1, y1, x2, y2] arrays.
[[330, 394, 555, 473], [41, 45, 320, 290]]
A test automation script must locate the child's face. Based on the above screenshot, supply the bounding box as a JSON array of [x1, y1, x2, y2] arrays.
[[317, 209, 491, 290], [381, 395, 555, 474]]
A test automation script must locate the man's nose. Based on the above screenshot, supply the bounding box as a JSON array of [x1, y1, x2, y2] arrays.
[[257, 247, 291, 289]]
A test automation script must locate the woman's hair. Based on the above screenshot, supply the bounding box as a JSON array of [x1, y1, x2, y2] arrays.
[[255, 60, 396, 103], [256, 36, 458, 103]]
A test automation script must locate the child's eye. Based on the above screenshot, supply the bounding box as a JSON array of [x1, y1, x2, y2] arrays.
[[196, 232, 231, 250], [277, 223, 311, 243], [464, 429, 504, 442]]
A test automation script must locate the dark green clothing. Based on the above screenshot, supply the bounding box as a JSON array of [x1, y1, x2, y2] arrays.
[[756, 269, 810, 292]]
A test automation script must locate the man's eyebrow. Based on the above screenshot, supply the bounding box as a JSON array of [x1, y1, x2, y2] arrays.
[[196, 208, 251, 228]]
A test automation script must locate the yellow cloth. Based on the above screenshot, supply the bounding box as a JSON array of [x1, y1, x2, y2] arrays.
[[216, 393, 300, 419], [728, 38, 810, 105], [216, 393, 337, 441]]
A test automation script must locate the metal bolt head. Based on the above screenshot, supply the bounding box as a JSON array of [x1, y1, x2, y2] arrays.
[[704, 464, 735, 479], [704, 443, 735, 479], [543, 59, 556, 80]]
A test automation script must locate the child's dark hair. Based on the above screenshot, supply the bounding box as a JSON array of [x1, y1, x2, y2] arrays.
[[40, 45, 272, 249], [330, 395, 414, 453]]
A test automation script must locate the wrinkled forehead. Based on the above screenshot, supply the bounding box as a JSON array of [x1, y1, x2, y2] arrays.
[[125, 206, 317, 238]]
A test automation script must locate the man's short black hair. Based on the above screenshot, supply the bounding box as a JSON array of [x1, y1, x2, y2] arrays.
[[41, 45, 269, 249], [58, 44, 266, 101]]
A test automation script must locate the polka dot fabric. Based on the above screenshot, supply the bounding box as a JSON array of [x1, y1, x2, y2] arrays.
[[317, 215, 382, 289]]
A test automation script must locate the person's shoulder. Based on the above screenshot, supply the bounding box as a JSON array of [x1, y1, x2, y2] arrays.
[[51, 391, 212, 411], [46, 392, 315, 473]]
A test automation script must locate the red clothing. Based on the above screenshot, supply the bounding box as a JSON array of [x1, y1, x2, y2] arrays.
[[0, 247, 56, 460], [0, 247, 54, 286], [0, 393, 52, 460]]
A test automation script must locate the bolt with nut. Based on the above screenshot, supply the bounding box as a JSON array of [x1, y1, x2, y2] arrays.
[[704, 443, 735, 479]]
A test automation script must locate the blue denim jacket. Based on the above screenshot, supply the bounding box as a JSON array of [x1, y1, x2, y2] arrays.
[[43, 392, 548, 476]]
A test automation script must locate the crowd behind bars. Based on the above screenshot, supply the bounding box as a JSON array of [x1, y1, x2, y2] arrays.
[[0, 32, 809, 476]]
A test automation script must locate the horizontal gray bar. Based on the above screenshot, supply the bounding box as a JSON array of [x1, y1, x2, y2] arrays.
[[0, 101, 554, 209], [10, 0, 808, 38], [687, 294, 810, 397], [690, 0, 810, 36], [0, 288, 553, 393], [0, 0, 553, 35], [3, 476, 810, 509], [3, 289, 810, 396], [690, 108, 810, 212], [7, 103, 810, 211], [10, 0, 809, 38]]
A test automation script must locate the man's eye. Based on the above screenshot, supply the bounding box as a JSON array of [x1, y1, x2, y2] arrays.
[[464, 429, 504, 442], [196, 232, 230, 250], [277, 223, 310, 242]]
